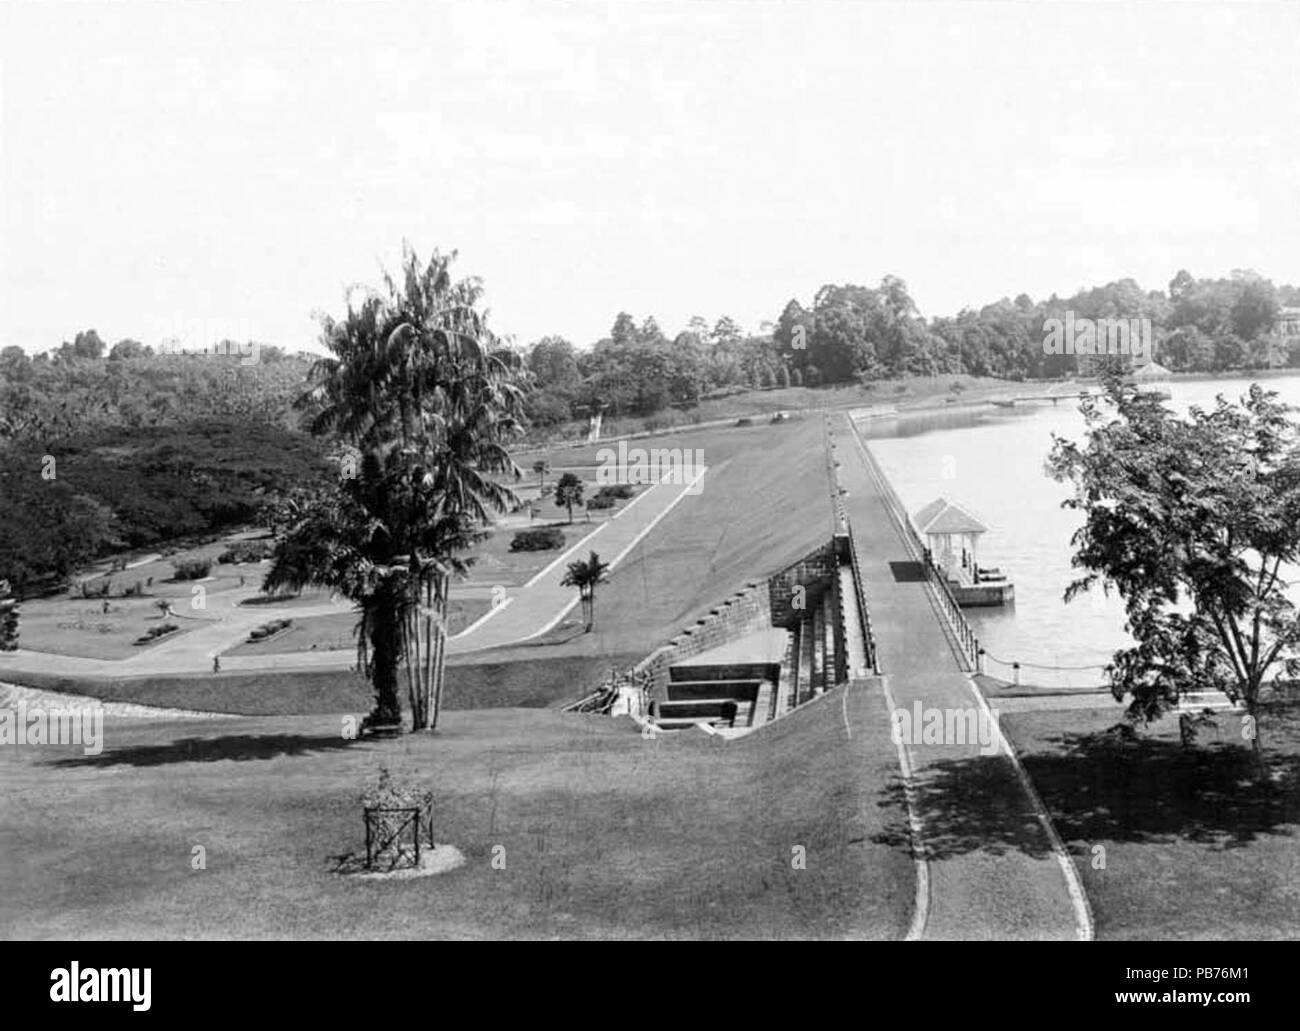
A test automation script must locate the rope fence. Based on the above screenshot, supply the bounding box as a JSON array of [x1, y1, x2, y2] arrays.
[[981, 652, 1109, 690]]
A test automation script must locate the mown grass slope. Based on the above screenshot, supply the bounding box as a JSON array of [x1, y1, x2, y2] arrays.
[[0, 683, 912, 940]]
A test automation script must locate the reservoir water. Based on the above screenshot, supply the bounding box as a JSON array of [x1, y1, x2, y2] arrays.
[[860, 374, 1300, 688]]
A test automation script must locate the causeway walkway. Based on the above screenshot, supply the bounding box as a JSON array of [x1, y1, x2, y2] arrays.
[[836, 411, 1089, 941]]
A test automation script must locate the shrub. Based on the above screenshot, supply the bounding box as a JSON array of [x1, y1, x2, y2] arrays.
[[735, 417, 753, 427], [172, 559, 212, 581], [601, 484, 634, 500], [218, 540, 274, 564], [510, 527, 565, 552], [588, 495, 615, 510], [134, 623, 179, 645]]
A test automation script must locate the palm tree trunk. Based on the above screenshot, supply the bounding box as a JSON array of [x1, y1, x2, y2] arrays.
[[430, 576, 450, 730], [417, 576, 437, 731], [369, 599, 403, 725], [400, 611, 420, 728]]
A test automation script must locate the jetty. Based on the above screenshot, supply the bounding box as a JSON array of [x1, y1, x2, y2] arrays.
[[912, 497, 1013, 607], [990, 388, 1102, 408]]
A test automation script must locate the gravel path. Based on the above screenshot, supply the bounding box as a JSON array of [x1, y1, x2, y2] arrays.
[[0, 680, 238, 720]]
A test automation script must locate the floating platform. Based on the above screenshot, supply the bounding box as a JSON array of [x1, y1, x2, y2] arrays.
[[952, 581, 1015, 607]]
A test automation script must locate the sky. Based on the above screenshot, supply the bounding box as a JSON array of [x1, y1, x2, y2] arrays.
[[1, 1, 1298, 356]]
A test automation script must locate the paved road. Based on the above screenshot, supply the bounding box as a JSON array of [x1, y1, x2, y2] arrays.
[[836, 411, 1087, 941]]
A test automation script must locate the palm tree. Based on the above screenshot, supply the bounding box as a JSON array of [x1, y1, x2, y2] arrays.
[[561, 551, 610, 631], [274, 245, 526, 732], [533, 459, 550, 494], [553, 472, 585, 524]]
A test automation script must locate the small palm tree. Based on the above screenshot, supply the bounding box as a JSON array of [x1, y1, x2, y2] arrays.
[[553, 472, 585, 524], [533, 459, 550, 495], [561, 551, 610, 631]]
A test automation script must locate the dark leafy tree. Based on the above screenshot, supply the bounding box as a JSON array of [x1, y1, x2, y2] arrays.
[[553, 472, 584, 523], [1048, 375, 1300, 768], [0, 579, 19, 650]]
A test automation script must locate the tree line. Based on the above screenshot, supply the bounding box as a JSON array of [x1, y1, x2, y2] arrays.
[[521, 269, 1300, 428]]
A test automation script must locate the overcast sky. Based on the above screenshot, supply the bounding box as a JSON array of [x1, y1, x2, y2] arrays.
[[1, 1, 1297, 355]]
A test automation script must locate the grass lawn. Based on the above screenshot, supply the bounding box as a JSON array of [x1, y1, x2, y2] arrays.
[[462, 485, 646, 586], [224, 599, 493, 657], [14, 597, 205, 659], [10, 418, 834, 716], [519, 375, 1035, 448], [5, 669, 375, 715], [464, 521, 586, 586], [474, 417, 836, 666], [236, 587, 335, 609], [0, 686, 913, 939], [6, 653, 639, 715], [1001, 693, 1300, 940], [19, 530, 310, 658]]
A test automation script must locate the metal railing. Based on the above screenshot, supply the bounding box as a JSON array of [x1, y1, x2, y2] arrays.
[[845, 520, 880, 674], [825, 417, 879, 675]]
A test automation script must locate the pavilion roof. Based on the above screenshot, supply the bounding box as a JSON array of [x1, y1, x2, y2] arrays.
[[913, 497, 989, 536]]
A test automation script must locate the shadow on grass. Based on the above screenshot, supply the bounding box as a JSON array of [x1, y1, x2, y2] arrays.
[[872, 752, 1057, 860], [873, 704, 1300, 858], [1015, 723, 1300, 850], [522, 621, 588, 647], [47, 733, 361, 768]]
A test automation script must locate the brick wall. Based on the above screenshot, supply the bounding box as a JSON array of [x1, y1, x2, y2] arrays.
[[628, 539, 843, 704], [633, 580, 772, 700], [768, 541, 837, 627]]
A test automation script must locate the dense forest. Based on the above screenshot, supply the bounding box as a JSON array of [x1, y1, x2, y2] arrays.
[[522, 269, 1300, 426], [0, 335, 331, 595], [1, 268, 1297, 594]]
